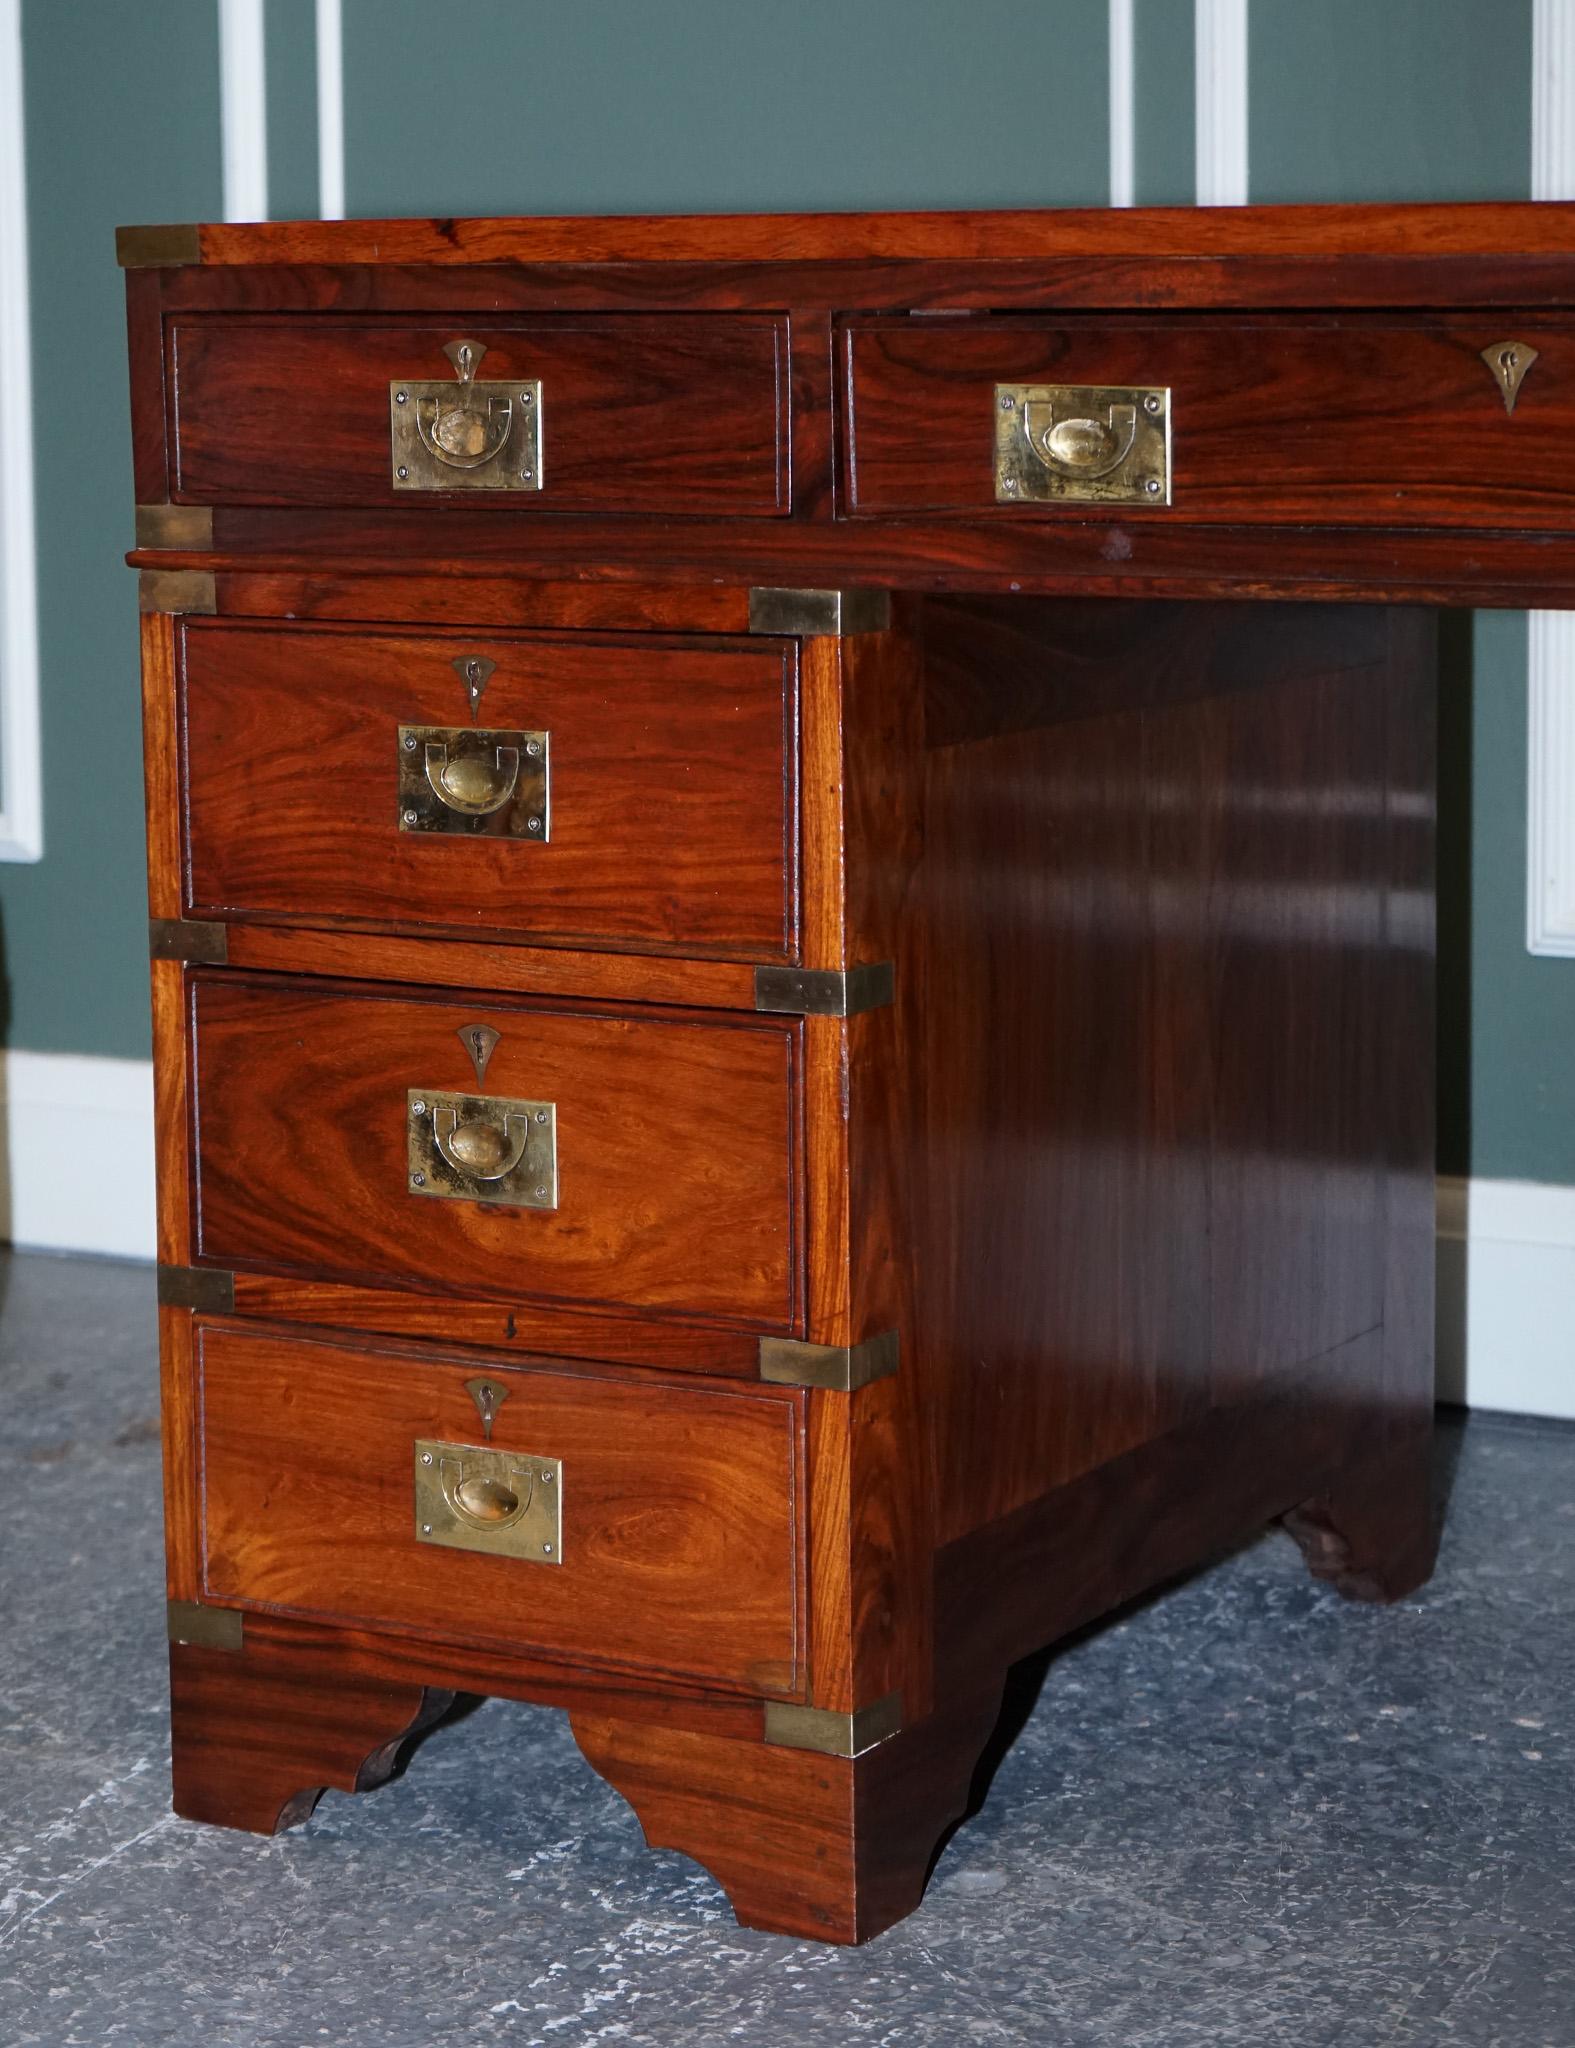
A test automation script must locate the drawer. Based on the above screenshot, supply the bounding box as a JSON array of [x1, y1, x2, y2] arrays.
[[843, 314, 1575, 527], [196, 1322, 805, 1695], [167, 314, 788, 513], [180, 621, 797, 958], [190, 977, 800, 1328]]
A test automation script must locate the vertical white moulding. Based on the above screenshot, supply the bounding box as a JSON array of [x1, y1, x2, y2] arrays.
[[1527, 0, 1575, 954]]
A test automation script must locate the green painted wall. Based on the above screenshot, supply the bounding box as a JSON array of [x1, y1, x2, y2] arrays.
[[341, 0, 1111, 216], [265, 0, 320, 222], [7, 1, 1573, 1185], [3, 1, 221, 1061]]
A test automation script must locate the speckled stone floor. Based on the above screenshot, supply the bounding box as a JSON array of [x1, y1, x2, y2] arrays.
[[1, 1250, 1571, 2048]]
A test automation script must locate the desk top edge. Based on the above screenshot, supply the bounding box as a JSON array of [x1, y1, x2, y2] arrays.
[[116, 200, 1575, 271]]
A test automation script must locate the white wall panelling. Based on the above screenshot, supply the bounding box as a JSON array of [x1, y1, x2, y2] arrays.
[[0, 0, 43, 864], [1108, 0, 1135, 208], [316, 0, 345, 219], [1436, 1176, 1575, 1419], [1194, 0, 1247, 205], [218, 0, 268, 222], [1527, 0, 1575, 955], [0, 1052, 155, 1260]]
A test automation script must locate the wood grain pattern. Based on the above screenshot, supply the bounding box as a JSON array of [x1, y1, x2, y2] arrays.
[[229, 1273, 763, 1379], [170, 1633, 451, 1834], [221, 925, 761, 1010], [180, 621, 797, 958], [163, 199, 1575, 269], [169, 315, 788, 513], [900, 597, 1429, 1545], [197, 1320, 806, 1695], [129, 519, 1575, 612], [190, 975, 802, 1328], [845, 315, 1575, 528], [570, 1681, 1003, 1943]]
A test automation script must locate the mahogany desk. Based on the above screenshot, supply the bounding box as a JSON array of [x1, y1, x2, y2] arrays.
[[118, 204, 1571, 1943]]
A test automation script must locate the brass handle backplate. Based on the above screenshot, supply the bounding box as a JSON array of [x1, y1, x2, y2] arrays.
[[994, 383, 1170, 505], [398, 725, 549, 839], [390, 339, 542, 492], [414, 1438, 563, 1563], [407, 1088, 557, 1209]]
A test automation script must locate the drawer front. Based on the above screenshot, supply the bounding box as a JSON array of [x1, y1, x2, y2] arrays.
[[168, 315, 788, 513], [197, 1322, 805, 1694], [181, 622, 797, 958], [191, 978, 800, 1327], [844, 314, 1575, 527]]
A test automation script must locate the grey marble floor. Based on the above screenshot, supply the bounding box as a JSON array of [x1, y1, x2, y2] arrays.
[[0, 1250, 1571, 2048]]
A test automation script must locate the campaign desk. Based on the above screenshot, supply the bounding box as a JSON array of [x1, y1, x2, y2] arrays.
[[119, 204, 1568, 1942]]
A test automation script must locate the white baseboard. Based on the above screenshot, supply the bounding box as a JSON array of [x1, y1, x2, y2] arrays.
[[0, 1053, 1566, 1419], [1436, 1175, 1575, 1421], [0, 1051, 155, 1261]]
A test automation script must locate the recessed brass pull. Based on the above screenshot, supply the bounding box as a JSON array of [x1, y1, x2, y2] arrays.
[[415, 1438, 563, 1563], [432, 1102, 530, 1181], [995, 383, 1170, 505], [408, 1088, 557, 1209], [398, 724, 549, 840], [424, 740, 520, 816]]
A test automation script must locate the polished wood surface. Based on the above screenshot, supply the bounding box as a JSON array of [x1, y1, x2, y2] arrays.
[[899, 599, 1433, 1541], [181, 621, 798, 956], [169, 314, 789, 512], [136, 197, 1575, 272], [189, 975, 802, 1326], [197, 1320, 806, 1695], [845, 314, 1575, 528], [571, 1681, 1003, 1943], [170, 1634, 451, 1834], [123, 202, 1497, 1943]]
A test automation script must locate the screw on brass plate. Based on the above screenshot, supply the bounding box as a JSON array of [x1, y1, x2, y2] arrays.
[[411, 1172, 426, 1187], [395, 390, 408, 404], [397, 466, 409, 479]]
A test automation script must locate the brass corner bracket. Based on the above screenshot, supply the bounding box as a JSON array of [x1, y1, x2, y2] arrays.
[[157, 1265, 236, 1315], [136, 505, 215, 551], [753, 962, 894, 1018], [149, 918, 228, 965], [747, 588, 892, 638], [139, 569, 216, 616], [117, 224, 202, 269], [167, 1600, 244, 1652], [758, 1329, 899, 1393], [763, 1690, 903, 1758]]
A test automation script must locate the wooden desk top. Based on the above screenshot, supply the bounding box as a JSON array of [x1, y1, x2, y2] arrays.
[[121, 203, 1575, 608]]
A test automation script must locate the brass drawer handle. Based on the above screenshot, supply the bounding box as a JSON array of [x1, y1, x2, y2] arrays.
[[415, 1438, 563, 1563], [390, 339, 543, 492], [432, 1102, 530, 1181], [398, 724, 549, 839], [1026, 401, 1138, 480], [447, 1468, 525, 1527], [408, 1088, 557, 1208], [424, 740, 520, 817], [995, 383, 1170, 505]]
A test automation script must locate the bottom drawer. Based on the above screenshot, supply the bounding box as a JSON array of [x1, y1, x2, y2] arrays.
[[196, 1322, 806, 1697]]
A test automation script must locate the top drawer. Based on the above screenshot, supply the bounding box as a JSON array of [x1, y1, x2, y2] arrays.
[[843, 314, 1575, 528], [167, 316, 789, 514]]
